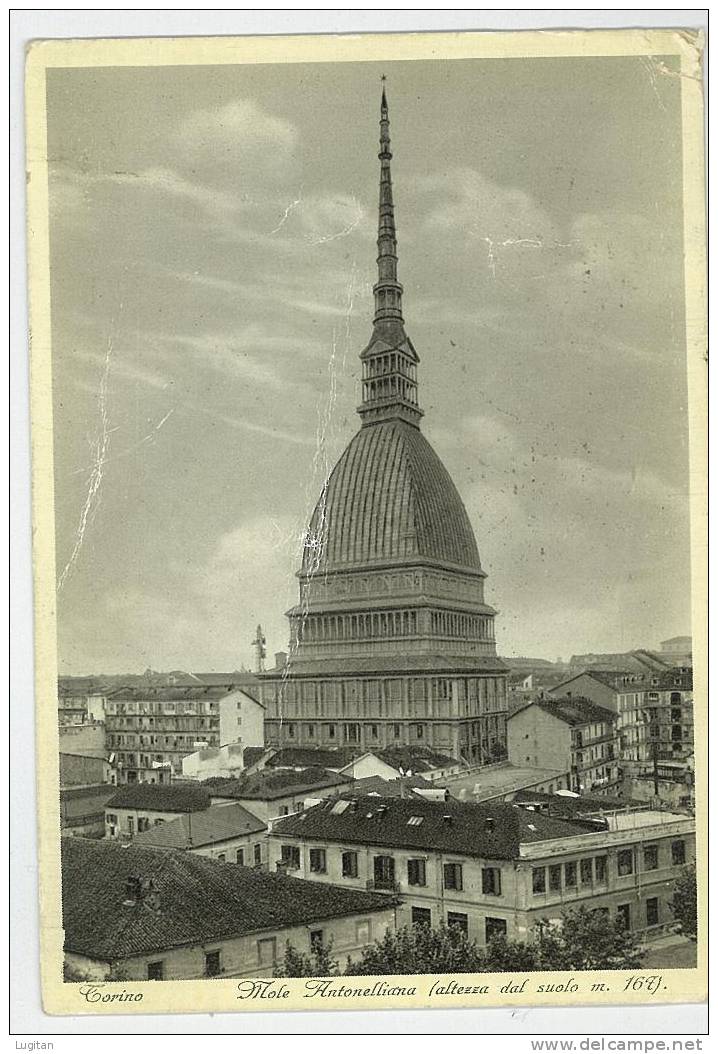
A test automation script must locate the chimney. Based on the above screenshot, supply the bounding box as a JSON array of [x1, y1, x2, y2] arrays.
[[485, 816, 495, 834], [275, 651, 288, 669], [123, 874, 142, 906]]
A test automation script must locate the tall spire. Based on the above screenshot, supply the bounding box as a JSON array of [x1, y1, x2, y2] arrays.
[[374, 82, 403, 329], [358, 81, 422, 429]]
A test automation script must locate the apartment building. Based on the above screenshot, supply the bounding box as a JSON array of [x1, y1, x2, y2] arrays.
[[268, 795, 694, 946], [103, 685, 264, 784], [507, 696, 620, 794]]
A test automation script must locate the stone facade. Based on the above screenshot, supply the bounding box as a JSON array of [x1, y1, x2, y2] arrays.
[[259, 88, 508, 766], [268, 811, 695, 947]]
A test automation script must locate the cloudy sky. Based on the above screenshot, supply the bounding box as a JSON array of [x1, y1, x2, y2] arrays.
[[46, 55, 691, 674]]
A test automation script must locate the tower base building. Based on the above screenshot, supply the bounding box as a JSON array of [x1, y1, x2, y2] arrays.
[[259, 88, 508, 766]]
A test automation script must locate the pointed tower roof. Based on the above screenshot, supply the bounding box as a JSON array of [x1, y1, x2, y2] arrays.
[[358, 83, 422, 429]]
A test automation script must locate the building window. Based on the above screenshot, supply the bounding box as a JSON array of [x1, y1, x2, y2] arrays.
[[393, 724, 401, 738], [217, 853, 226, 863], [643, 846, 659, 871], [443, 862, 463, 891], [407, 858, 427, 887], [617, 904, 631, 931], [328, 724, 336, 739], [146, 961, 164, 981], [342, 850, 358, 878], [280, 845, 300, 870], [485, 917, 507, 943], [416, 724, 425, 740], [447, 912, 469, 934], [412, 906, 431, 928], [236, 848, 245, 865], [617, 849, 634, 876], [307, 724, 315, 738], [595, 856, 607, 883], [532, 868, 546, 894], [309, 848, 327, 874], [257, 937, 277, 966], [547, 864, 562, 892], [482, 867, 502, 896], [646, 897, 660, 926], [580, 859, 593, 886], [287, 723, 295, 738], [345, 723, 360, 743], [310, 929, 324, 949], [204, 950, 221, 977], [672, 841, 686, 865], [253, 843, 262, 865], [355, 920, 371, 945], [373, 855, 395, 890], [564, 862, 577, 888]]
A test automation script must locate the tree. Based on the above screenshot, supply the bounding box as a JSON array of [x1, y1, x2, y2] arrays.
[[535, 908, 644, 971], [670, 864, 697, 939], [482, 935, 540, 972], [344, 923, 484, 975], [274, 937, 339, 977]]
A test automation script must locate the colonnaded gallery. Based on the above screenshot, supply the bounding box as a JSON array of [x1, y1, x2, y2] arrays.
[[258, 89, 509, 764]]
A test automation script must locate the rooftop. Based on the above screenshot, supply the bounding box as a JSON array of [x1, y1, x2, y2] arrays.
[[132, 802, 266, 849], [258, 747, 362, 771], [447, 764, 567, 802], [108, 685, 246, 702], [107, 784, 211, 813], [532, 696, 617, 727], [510, 788, 632, 817], [375, 746, 460, 773], [203, 767, 352, 801], [606, 810, 690, 831], [271, 795, 593, 860], [61, 839, 398, 961], [350, 775, 426, 798]]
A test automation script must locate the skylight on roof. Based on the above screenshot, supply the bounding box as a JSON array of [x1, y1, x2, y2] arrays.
[[331, 801, 350, 814], [407, 816, 424, 826]]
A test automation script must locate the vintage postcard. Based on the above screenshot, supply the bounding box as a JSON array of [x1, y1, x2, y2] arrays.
[[26, 28, 706, 1018]]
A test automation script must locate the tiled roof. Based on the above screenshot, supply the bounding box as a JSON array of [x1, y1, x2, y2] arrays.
[[107, 784, 211, 813], [242, 746, 270, 768], [350, 776, 425, 797], [109, 685, 240, 702], [510, 790, 632, 813], [203, 767, 352, 801], [533, 696, 617, 727], [262, 747, 361, 770], [132, 802, 266, 849], [554, 670, 645, 694], [61, 786, 117, 820], [375, 747, 460, 772], [271, 795, 591, 861], [299, 419, 483, 576], [61, 839, 398, 961]]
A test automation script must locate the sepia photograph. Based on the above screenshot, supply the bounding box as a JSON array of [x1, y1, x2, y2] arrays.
[[24, 26, 706, 1020]]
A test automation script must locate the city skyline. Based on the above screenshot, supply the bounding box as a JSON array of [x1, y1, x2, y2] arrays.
[[47, 57, 691, 674]]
